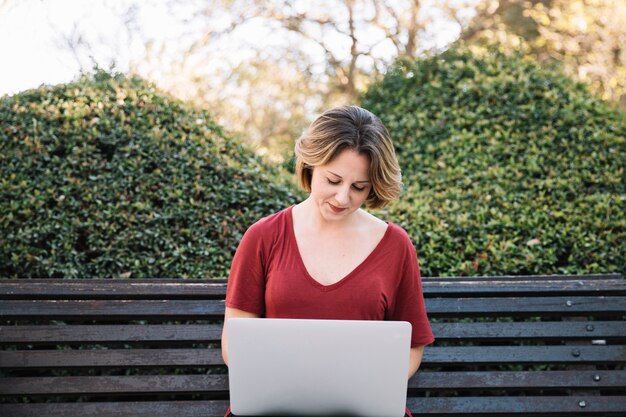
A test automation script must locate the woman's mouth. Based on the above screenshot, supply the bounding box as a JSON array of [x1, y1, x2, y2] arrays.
[[328, 203, 347, 213]]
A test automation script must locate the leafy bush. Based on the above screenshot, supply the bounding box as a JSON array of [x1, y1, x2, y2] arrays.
[[363, 47, 625, 276], [0, 71, 302, 278]]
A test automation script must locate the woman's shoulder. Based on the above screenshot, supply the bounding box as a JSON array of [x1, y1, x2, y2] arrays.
[[359, 210, 408, 238], [244, 206, 293, 237], [383, 221, 415, 250]]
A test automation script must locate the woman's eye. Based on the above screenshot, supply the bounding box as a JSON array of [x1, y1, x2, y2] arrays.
[[327, 178, 365, 192]]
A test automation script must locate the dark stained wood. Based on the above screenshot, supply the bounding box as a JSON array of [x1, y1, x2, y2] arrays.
[[0, 401, 229, 417], [2, 396, 626, 417], [422, 274, 621, 282], [2, 370, 625, 396], [425, 296, 626, 316], [407, 396, 626, 415], [0, 324, 223, 344], [0, 374, 229, 395], [2, 321, 624, 345], [2, 296, 625, 320], [0, 279, 228, 300], [1, 275, 624, 417], [1, 275, 623, 300], [2, 345, 624, 369], [431, 320, 626, 341], [0, 349, 224, 369], [423, 345, 626, 365], [422, 278, 626, 297], [410, 370, 626, 390], [0, 299, 226, 319]]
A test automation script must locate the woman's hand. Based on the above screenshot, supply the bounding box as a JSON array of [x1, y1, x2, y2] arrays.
[[220, 306, 260, 366], [408, 345, 425, 379]]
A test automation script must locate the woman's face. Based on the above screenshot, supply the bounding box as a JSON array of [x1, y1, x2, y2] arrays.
[[309, 148, 372, 221]]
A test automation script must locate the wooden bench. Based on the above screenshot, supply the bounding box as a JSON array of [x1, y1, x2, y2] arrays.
[[1, 274, 625, 416]]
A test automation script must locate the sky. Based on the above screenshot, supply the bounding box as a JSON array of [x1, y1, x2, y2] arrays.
[[0, 0, 181, 96], [0, 0, 467, 98]]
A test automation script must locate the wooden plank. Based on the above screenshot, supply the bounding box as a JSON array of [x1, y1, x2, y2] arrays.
[[431, 321, 626, 341], [2, 370, 625, 396], [2, 346, 624, 369], [426, 296, 626, 316], [0, 349, 225, 368], [2, 321, 624, 345], [0, 324, 223, 344], [0, 401, 229, 417], [421, 279, 626, 297], [0, 280, 227, 300], [422, 345, 626, 365], [0, 300, 225, 319], [421, 274, 623, 282], [0, 275, 622, 300], [2, 396, 626, 417], [409, 370, 626, 390], [407, 396, 626, 415], [2, 297, 625, 320], [0, 374, 229, 395]]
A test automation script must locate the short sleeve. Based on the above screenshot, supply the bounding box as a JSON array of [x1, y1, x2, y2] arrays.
[[225, 222, 267, 315], [386, 233, 435, 347]]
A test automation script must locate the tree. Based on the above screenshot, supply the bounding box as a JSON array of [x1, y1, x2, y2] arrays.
[[458, 0, 626, 105], [155, 0, 470, 158], [42, 0, 471, 158]]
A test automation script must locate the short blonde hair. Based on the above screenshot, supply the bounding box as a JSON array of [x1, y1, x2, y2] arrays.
[[295, 106, 402, 209]]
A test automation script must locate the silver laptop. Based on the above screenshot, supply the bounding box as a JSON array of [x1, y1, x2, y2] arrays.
[[227, 318, 412, 417]]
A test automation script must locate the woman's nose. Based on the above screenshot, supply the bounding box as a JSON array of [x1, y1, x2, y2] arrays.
[[335, 186, 350, 205]]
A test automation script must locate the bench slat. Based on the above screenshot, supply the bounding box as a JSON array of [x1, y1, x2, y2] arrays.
[[1, 370, 624, 396], [2, 396, 626, 417], [0, 349, 224, 368], [0, 374, 228, 395], [0, 300, 225, 319], [2, 346, 624, 369], [407, 396, 626, 414], [423, 274, 622, 282], [0, 401, 229, 417], [411, 370, 626, 390], [425, 345, 626, 365], [0, 280, 227, 300], [1, 275, 623, 300], [2, 321, 624, 345], [0, 324, 223, 344], [426, 279, 626, 297], [2, 297, 625, 319], [431, 320, 626, 341], [426, 296, 626, 316]]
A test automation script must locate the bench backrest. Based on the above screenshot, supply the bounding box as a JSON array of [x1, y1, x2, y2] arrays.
[[1, 274, 625, 416]]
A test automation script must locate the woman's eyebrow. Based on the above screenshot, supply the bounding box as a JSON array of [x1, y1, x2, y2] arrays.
[[327, 170, 371, 183]]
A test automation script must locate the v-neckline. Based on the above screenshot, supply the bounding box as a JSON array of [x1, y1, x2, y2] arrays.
[[287, 205, 390, 291]]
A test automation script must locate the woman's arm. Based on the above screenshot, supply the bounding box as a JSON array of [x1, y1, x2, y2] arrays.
[[408, 345, 426, 379], [221, 306, 260, 366]]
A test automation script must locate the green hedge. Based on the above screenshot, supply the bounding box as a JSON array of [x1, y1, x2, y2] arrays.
[[0, 71, 302, 278], [363, 47, 625, 276]]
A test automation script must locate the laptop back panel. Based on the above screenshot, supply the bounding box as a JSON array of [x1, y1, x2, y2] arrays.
[[227, 318, 411, 417]]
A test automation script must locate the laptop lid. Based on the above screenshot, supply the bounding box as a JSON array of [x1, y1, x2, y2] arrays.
[[227, 318, 411, 417]]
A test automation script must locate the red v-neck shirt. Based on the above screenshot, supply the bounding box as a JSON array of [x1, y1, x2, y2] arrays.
[[225, 206, 434, 347]]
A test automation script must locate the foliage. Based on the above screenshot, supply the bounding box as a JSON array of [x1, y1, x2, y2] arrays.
[[363, 47, 625, 276], [0, 71, 303, 278], [460, 0, 626, 106]]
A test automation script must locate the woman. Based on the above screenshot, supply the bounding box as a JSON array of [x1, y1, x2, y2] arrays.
[[222, 105, 434, 417]]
